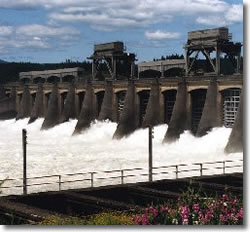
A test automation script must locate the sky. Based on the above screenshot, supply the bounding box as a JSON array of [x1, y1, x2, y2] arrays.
[[0, 0, 243, 63]]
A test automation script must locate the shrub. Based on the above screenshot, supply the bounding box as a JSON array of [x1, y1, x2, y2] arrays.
[[134, 191, 243, 225]]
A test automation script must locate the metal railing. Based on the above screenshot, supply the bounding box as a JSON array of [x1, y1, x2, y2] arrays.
[[0, 159, 243, 196]]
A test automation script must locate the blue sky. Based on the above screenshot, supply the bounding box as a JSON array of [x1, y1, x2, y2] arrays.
[[0, 0, 243, 63]]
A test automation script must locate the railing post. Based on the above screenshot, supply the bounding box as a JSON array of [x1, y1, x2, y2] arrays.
[[22, 129, 27, 195], [91, 172, 94, 187], [58, 175, 61, 191], [223, 161, 226, 175], [200, 163, 203, 176], [148, 125, 153, 182], [121, 170, 124, 185], [175, 165, 178, 179]]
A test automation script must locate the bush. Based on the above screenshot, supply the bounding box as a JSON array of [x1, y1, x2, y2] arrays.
[[39, 211, 135, 225], [85, 211, 135, 225], [134, 190, 243, 225]]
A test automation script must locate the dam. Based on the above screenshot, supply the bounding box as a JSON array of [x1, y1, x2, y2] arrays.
[[0, 27, 243, 153]]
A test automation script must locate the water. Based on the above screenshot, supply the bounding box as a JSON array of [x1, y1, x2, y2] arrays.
[[0, 118, 243, 195]]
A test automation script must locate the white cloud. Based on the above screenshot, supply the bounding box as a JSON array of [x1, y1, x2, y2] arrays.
[[196, 4, 243, 26], [16, 24, 80, 38], [0, 0, 242, 31], [225, 4, 243, 24], [0, 26, 13, 36], [145, 30, 181, 40], [0, 24, 81, 54]]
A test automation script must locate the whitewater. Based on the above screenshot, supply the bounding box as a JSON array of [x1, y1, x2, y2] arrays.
[[0, 118, 243, 195]]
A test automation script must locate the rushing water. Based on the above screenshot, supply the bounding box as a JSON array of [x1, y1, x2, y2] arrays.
[[0, 118, 243, 194]]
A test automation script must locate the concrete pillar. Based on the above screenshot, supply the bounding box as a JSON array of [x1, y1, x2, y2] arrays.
[[16, 86, 32, 120], [225, 91, 243, 153], [163, 80, 188, 143], [142, 80, 163, 128], [0, 87, 17, 119], [112, 57, 117, 80], [98, 81, 114, 121], [215, 46, 221, 75], [28, 84, 44, 124], [60, 83, 76, 123], [185, 48, 189, 76], [73, 83, 97, 134], [113, 81, 138, 139], [41, 84, 60, 129], [196, 80, 220, 137]]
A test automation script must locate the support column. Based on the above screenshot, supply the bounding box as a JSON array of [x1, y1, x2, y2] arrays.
[[28, 84, 44, 124], [73, 83, 97, 134], [41, 84, 60, 129], [16, 86, 32, 120], [196, 80, 220, 137], [142, 80, 162, 127], [185, 48, 189, 76], [163, 81, 188, 143], [60, 83, 76, 123], [98, 81, 114, 121], [215, 45, 221, 75], [113, 81, 138, 139], [112, 57, 117, 80]]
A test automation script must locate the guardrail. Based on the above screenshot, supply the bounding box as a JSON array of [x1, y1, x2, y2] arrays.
[[0, 159, 243, 196]]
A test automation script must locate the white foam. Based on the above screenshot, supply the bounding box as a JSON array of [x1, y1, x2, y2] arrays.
[[0, 119, 243, 194]]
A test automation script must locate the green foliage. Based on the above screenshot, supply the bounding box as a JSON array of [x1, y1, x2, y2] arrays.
[[38, 211, 135, 225], [38, 215, 86, 225], [85, 211, 135, 225]]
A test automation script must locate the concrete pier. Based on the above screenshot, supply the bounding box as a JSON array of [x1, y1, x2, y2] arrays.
[[142, 80, 162, 127], [0, 87, 16, 119], [73, 83, 97, 134], [225, 91, 243, 153], [60, 84, 76, 123], [29, 84, 44, 124], [16, 86, 32, 120], [163, 81, 188, 143], [98, 81, 114, 121], [196, 80, 220, 136], [113, 81, 138, 139], [41, 84, 60, 129]]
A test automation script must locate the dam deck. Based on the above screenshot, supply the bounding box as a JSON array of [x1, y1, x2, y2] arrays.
[[0, 173, 243, 224]]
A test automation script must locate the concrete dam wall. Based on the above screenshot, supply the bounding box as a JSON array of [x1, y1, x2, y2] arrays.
[[1, 75, 243, 152]]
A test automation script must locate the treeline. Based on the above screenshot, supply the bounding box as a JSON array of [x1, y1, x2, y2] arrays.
[[153, 53, 184, 61], [0, 61, 92, 84]]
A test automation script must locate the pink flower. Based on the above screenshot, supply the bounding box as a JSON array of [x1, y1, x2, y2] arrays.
[[193, 204, 199, 213], [222, 194, 228, 202], [142, 214, 149, 225]]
